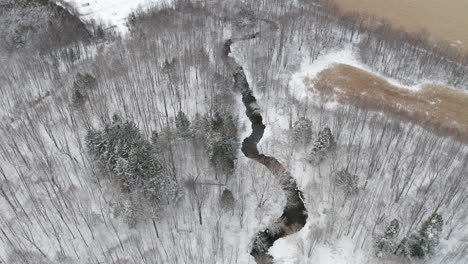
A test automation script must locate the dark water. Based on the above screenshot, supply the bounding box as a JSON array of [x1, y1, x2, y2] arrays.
[[222, 29, 308, 263]]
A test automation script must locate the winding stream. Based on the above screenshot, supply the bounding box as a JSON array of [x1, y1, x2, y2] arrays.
[[221, 24, 308, 263]]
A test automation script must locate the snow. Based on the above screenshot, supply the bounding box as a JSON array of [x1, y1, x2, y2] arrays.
[[232, 41, 468, 263], [270, 231, 370, 263], [289, 47, 423, 101], [2, 3, 467, 263], [308, 237, 369, 264], [62, 0, 173, 32]]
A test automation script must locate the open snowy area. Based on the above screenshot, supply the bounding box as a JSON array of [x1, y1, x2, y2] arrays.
[[1, 0, 468, 263], [61, 0, 173, 31]]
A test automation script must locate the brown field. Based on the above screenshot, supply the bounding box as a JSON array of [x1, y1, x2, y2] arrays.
[[305, 64, 468, 141], [334, 0, 468, 52]]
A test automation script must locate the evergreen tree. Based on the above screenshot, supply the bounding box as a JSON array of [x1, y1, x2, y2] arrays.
[[71, 73, 96, 108], [192, 113, 210, 140], [309, 127, 335, 164], [71, 87, 87, 108], [410, 213, 443, 258], [85, 115, 177, 205], [292, 117, 312, 145], [211, 112, 224, 131], [385, 219, 401, 238], [396, 213, 443, 259], [150, 130, 159, 145], [375, 219, 400, 257], [207, 113, 238, 176], [312, 127, 334, 152], [219, 189, 235, 211], [115, 157, 132, 192], [175, 110, 191, 138], [85, 129, 105, 157]]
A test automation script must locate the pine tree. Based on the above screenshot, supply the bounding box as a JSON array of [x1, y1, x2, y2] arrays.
[[376, 219, 400, 257], [396, 213, 443, 259], [410, 213, 443, 258], [192, 113, 210, 140], [175, 110, 191, 138], [385, 219, 401, 238], [71, 73, 96, 108], [85, 129, 105, 157], [309, 127, 335, 164], [86, 116, 177, 205], [211, 112, 224, 131], [292, 117, 312, 144], [220, 189, 235, 211], [312, 127, 334, 152], [114, 157, 132, 192], [206, 112, 238, 177], [71, 87, 86, 108], [151, 130, 159, 145]]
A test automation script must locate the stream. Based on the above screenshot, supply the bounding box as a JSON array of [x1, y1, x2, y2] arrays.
[[221, 24, 308, 263]]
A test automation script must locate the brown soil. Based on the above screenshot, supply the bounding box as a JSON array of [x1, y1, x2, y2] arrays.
[[306, 64, 468, 142]]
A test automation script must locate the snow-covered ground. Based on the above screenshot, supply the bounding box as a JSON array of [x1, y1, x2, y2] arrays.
[[62, 0, 173, 32], [2, 2, 467, 263], [230, 21, 468, 262]]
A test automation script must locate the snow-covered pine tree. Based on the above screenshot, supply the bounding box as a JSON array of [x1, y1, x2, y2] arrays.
[[71, 87, 87, 108], [410, 213, 443, 258], [85, 129, 104, 158], [220, 189, 235, 211], [375, 218, 400, 257], [70, 73, 96, 108], [86, 115, 177, 205], [312, 127, 334, 152], [175, 110, 191, 138], [395, 213, 443, 259], [114, 156, 132, 192], [206, 112, 238, 177], [191, 113, 210, 140], [292, 117, 312, 145], [308, 127, 335, 164], [151, 130, 159, 145]]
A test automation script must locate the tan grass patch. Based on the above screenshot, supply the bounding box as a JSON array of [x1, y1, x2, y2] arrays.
[[305, 64, 468, 142]]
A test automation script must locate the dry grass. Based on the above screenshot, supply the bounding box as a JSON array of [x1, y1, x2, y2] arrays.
[[305, 64, 468, 142]]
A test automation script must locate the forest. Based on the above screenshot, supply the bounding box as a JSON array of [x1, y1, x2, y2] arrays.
[[0, 0, 467, 263]]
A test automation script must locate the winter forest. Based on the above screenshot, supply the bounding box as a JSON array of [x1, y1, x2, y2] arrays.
[[1, 0, 468, 263]]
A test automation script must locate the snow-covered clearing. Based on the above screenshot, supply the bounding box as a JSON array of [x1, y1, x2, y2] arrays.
[[62, 0, 173, 32]]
